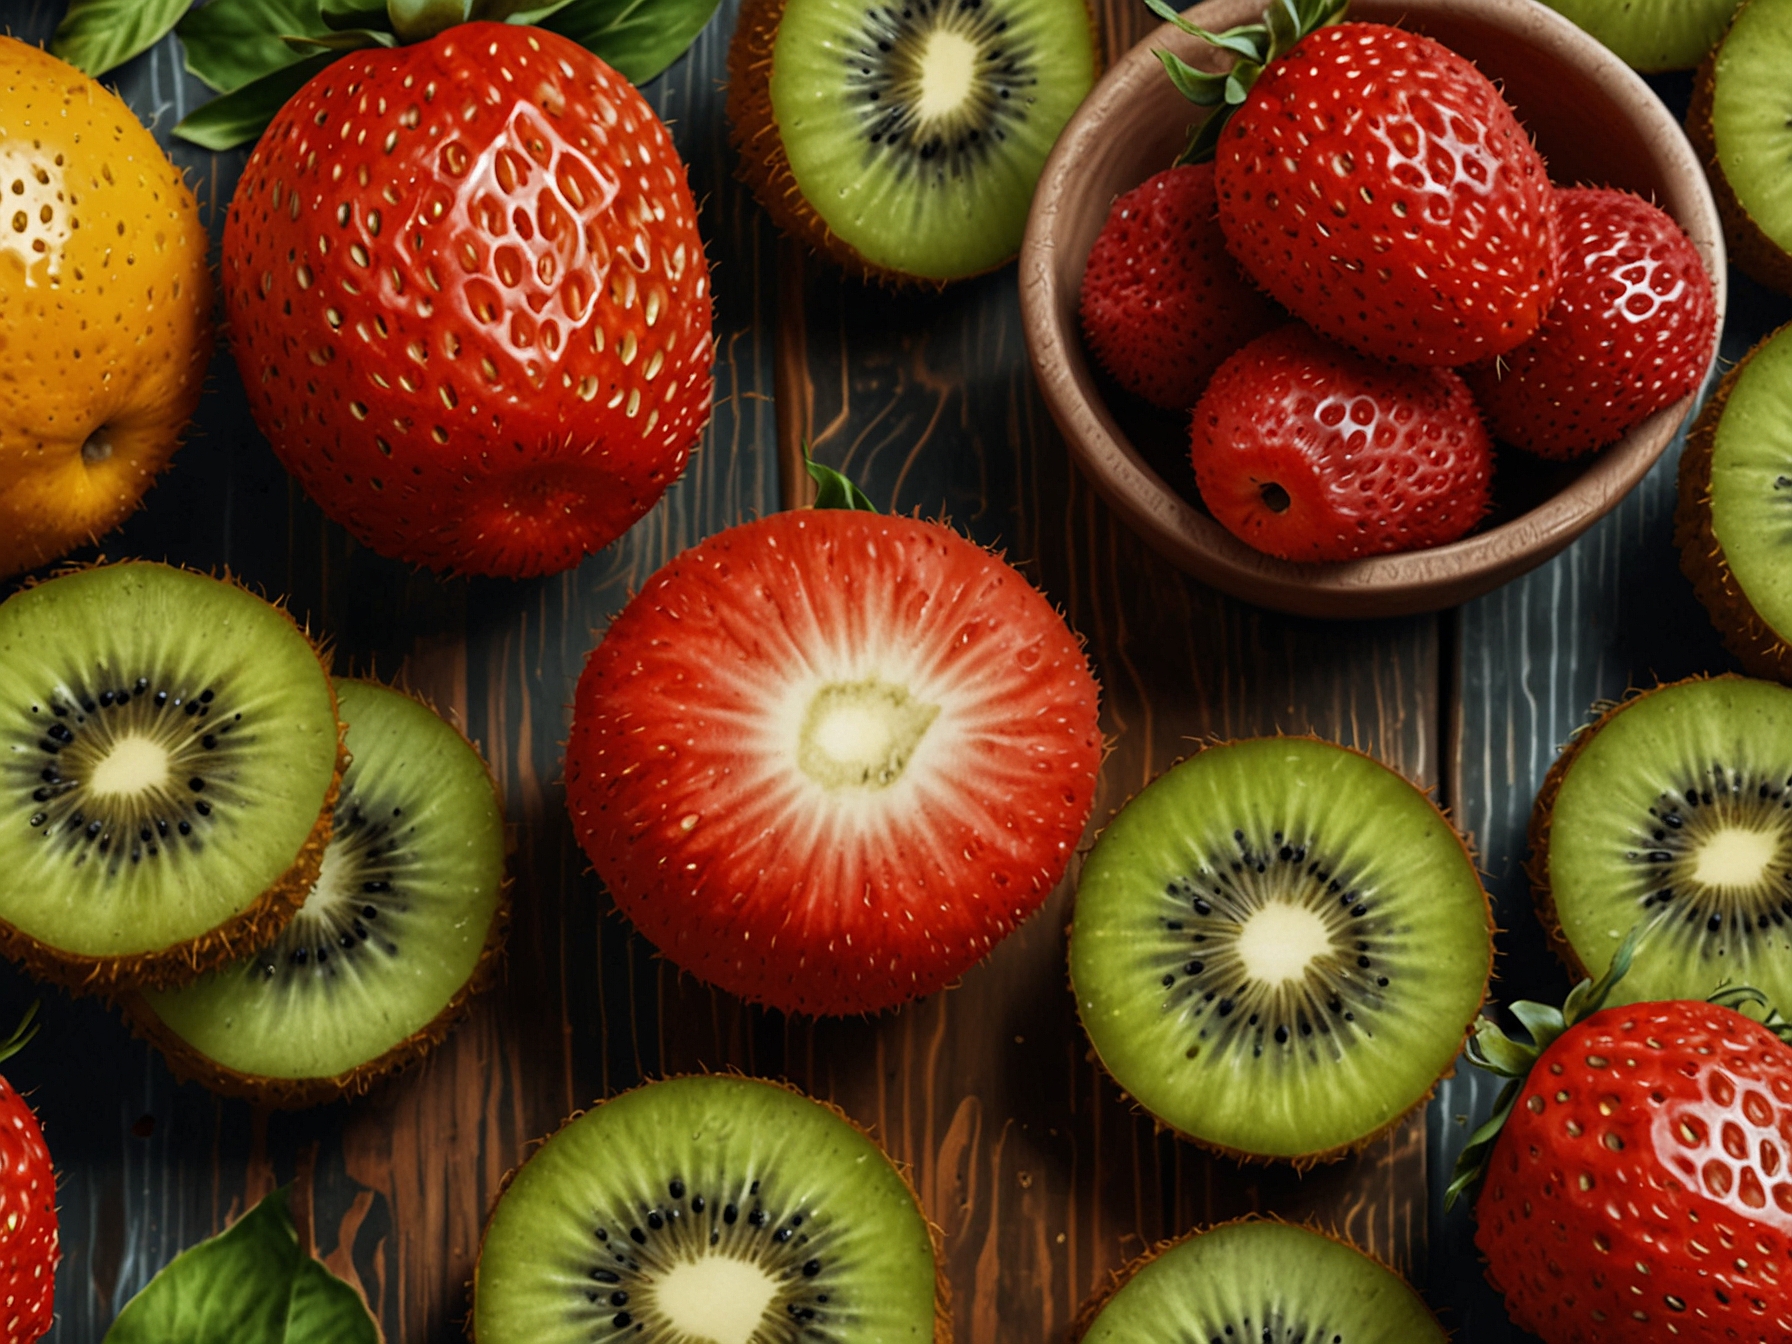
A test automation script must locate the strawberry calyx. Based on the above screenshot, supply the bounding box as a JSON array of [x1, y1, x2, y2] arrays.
[[803, 447, 880, 514], [0, 1001, 40, 1069], [1144, 0, 1348, 163]]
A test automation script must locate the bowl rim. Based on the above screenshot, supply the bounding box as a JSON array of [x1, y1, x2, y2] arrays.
[[1020, 0, 1728, 620]]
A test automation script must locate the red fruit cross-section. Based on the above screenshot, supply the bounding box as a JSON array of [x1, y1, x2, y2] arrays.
[[0, 1075, 57, 1342], [564, 510, 1104, 1016], [223, 23, 714, 578]]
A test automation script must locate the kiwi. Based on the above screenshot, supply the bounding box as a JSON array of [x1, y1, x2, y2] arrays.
[[1530, 675, 1792, 1012], [471, 1075, 945, 1344], [0, 562, 342, 991], [1677, 322, 1792, 680], [1539, 0, 1743, 71], [1073, 1219, 1445, 1343], [128, 679, 508, 1107], [1067, 737, 1493, 1165], [727, 0, 1099, 284], [1688, 0, 1792, 295]]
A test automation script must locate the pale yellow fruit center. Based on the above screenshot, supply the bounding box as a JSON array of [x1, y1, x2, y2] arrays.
[[653, 1255, 780, 1344], [1235, 901, 1333, 984], [1692, 826, 1779, 890], [87, 734, 170, 797], [915, 30, 979, 122]]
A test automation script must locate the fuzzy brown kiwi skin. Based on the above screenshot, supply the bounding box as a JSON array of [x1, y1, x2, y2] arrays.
[[1675, 326, 1792, 681], [468, 1073, 955, 1344], [120, 677, 514, 1109], [1525, 674, 1740, 980], [0, 563, 346, 996], [1067, 1215, 1442, 1343], [1069, 735, 1496, 1172], [1688, 29, 1792, 297], [726, 0, 1102, 288]]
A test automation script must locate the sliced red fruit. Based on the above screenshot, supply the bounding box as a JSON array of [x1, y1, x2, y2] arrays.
[[564, 510, 1103, 1016], [1190, 324, 1493, 561]]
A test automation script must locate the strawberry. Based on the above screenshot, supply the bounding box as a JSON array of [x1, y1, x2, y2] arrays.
[[1197, 19, 1560, 367], [1464, 187, 1719, 460], [222, 22, 714, 578], [1188, 324, 1492, 561], [563, 474, 1103, 1016], [1078, 164, 1281, 410], [0, 1008, 56, 1343], [1451, 937, 1792, 1343]]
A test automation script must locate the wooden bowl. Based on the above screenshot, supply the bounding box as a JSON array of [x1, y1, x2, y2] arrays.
[[1020, 0, 1726, 620]]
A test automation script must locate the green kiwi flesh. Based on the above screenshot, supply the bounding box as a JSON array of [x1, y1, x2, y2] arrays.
[[0, 562, 340, 989], [1535, 676, 1792, 1011], [472, 1075, 941, 1344], [1068, 737, 1492, 1163], [133, 679, 506, 1106], [1679, 322, 1792, 676], [1075, 1220, 1445, 1343], [1695, 0, 1792, 293], [732, 0, 1098, 282], [1539, 0, 1743, 71]]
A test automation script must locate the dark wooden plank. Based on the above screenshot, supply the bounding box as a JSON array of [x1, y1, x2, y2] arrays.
[[1, 4, 780, 1339]]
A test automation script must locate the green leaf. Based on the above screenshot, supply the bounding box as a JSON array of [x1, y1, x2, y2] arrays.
[[283, 28, 396, 51], [1186, 23, 1269, 61], [1154, 50, 1227, 106], [1507, 999, 1566, 1053], [475, 0, 582, 21], [320, 0, 391, 27], [1444, 1081, 1518, 1211], [105, 1187, 380, 1344], [0, 1002, 39, 1068], [1464, 1017, 1536, 1078], [52, 0, 192, 79], [178, 0, 330, 95], [387, 0, 472, 40], [172, 51, 341, 150], [804, 448, 878, 513], [1141, 0, 1208, 36], [536, 0, 725, 84]]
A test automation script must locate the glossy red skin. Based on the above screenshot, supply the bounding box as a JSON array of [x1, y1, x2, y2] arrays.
[[563, 511, 1103, 1017], [1078, 164, 1281, 410], [1214, 23, 1559, 368], [223, 23, 714, 577], [1477, 1001, 1792, 1343], [0, 1075, 56, 1342], [1465, 187, 1718, 460], [1189, 324, 1491, 561]]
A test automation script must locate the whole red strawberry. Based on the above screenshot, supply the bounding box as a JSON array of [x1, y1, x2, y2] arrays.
[[1210, 22, 1559, 367], [1079, 164, 1281, 410], [223, 22, 714, 578], [564, 470, 1102, 1016], [1465, 187, 1718, 459], [1453, 942, 1792, 1343], [1189, 324, 1492, 561], [0, 1010, 56, 1343]]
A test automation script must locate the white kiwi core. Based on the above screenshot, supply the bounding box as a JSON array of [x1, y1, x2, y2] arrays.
[[653, 1255, 780, 1344], [1235, 901, 1333, 984], [1691, 826, 1780, 890], [86, 734, 171, 797], [915, 30, 979, 121]]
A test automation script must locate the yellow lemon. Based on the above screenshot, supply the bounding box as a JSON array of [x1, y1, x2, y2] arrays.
[[0, 38, 212, 580]]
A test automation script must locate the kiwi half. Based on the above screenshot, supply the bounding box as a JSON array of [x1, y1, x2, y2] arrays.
[[0, 562, 341, 991], [1540, 0, 1743, 71], [1068, 737, 1493, 1165], [1677, 322, 1792, 680], [128, 679, 508, 1107], [728, 0, 1099, 284], [1688, 0, 1792, 295], [472, 1075, 945, 1344], [1531, 675, 1792, 1012], [1073, 1219, 1445, 1343]]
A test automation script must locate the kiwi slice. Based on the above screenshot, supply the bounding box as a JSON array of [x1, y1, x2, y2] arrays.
[[1073, 1219, 1445, 1343], [1689, 0, 1792, 295], [0, 562, 341, 991], [1677, 322, 1792, 680], [1539, 0, 1743, 71], [472, 1075, 943, 1344], [129, 679, 507, 1107], [728, 0, 1099, 283], [1531, 675, 1792, 1011], [1068, 737, 1492, 1164]]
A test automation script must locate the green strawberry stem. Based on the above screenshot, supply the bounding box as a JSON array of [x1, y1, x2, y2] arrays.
[[803, 446, 879, 514], [1445, 922, 1792, 1210], [0, 1002, 41, 1068], [1143, 0, 1349, 163]]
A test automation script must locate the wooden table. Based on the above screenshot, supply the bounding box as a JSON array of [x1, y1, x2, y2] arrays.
[[5, 2, 1788, 1340]]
